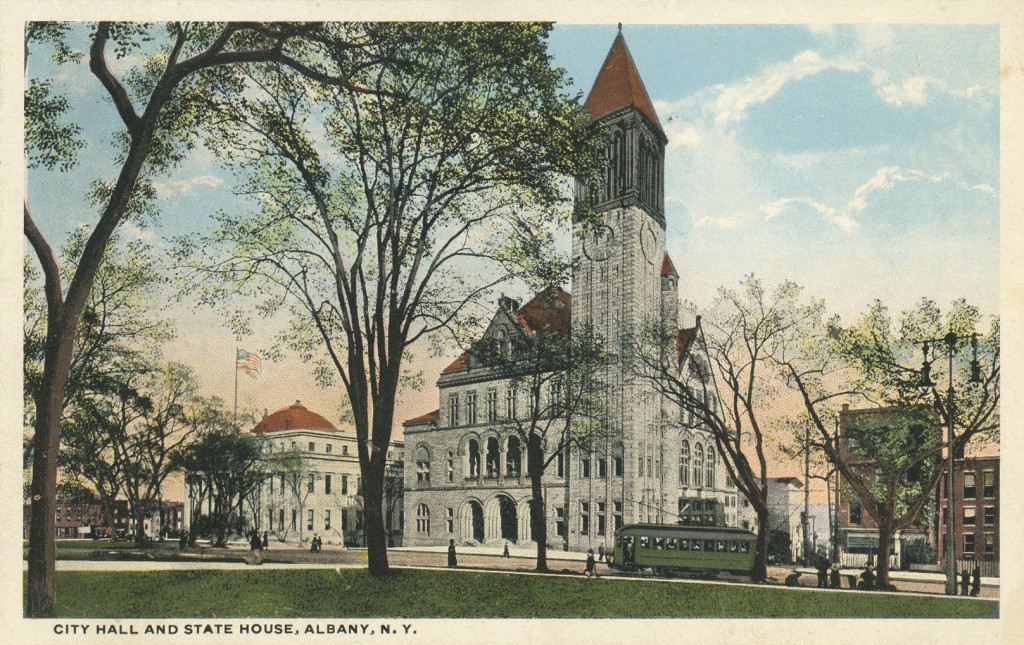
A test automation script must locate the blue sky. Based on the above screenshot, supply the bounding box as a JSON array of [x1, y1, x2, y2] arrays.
[[25, 24, 1000, 454]]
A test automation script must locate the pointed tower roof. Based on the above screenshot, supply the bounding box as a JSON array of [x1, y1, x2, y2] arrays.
[[584, 30, 664, 135], [661, 252, 678, 277]]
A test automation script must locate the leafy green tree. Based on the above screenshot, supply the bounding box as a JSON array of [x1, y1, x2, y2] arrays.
[[775, 297, 999, 587], [178, 427, 267, 547], [24, 21, 387, 615], [26, 230, 171, 537], [469, 303, 610, 572], [174, 22, 601, 575]]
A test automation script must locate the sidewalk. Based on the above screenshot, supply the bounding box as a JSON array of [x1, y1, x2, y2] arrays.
[[390, 544, 591, 561]]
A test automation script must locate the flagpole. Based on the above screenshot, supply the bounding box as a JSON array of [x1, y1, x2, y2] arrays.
[[233, 346, 239, 427]]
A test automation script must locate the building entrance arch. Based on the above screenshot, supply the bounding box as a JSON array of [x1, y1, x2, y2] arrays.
[[460, 500, 485, 543], [498, 495, 517, 544]]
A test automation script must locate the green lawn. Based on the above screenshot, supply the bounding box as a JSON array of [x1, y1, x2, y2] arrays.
[[50, 569, 998, 618]]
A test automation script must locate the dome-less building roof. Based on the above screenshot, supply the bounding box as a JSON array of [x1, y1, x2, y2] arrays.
[[252, 401, 337, 434]]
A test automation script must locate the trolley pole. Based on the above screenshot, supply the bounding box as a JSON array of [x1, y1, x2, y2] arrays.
[[802, 422, 811, 566]]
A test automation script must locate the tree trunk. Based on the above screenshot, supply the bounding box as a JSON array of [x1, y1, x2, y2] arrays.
[[26, 328, 76, 617], [875, 523, 894, 589], [527, 435, 548, 571], [752, 505, 769, 582], [362, 465, 389, 576]]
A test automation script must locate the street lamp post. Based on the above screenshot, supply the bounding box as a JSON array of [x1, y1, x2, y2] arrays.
[[916, 331, 982, 596]]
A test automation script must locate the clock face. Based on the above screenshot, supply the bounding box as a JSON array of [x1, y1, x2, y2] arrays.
[[640, 221, 659, 265], [582, 224, 614, 262]]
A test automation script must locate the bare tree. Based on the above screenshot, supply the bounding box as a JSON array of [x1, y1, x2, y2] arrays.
[[627, 277, 822, 582]]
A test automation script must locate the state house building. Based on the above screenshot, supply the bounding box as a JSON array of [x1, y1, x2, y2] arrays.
[[402, 31, 745, 551]]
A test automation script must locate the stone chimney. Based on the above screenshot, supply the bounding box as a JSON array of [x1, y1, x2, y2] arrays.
[[498, 294, 520, 312]]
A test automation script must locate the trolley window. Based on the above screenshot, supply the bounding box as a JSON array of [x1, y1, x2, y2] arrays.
[[740, 542, 750, 553], [679, 539, 689, 550], [639, 536, 649, 549], [729, 541, 739, 553], [704, 539, 715, 552], [653, 537, 665, 550], [667, 538, 677, 550], [692, 539, 702, 551], [716, 541, 726, 552]]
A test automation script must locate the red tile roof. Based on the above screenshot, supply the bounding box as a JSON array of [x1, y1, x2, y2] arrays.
[[676, 327, 697, 364], [406, 409, 440, 425], [441, 352, 469, 374], [661, 252, 678, 277], [252, 401, 337, 434], [440, 287, 572, 374], [584, 32, 664, 135], [514, 287, 572, 338]]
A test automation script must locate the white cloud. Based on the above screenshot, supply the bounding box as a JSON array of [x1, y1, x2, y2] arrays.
[[694, 212, 746, 229], [121, 221, 155, 241], [152, 174, 224, 198], [758, 197, 858, 232], [663, 121, 702, 150], [713, 50, 864, 128], [712, 165, 991, 236], [708, 46, 994, 129]]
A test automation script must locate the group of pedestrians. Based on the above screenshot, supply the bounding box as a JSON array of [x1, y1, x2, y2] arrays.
[[960, 566, 982, 596]]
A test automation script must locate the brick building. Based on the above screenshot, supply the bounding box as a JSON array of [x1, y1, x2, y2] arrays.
[[23, 499, 129, 540], [937, 456, 999, 576], [836, 405, 933, 568]]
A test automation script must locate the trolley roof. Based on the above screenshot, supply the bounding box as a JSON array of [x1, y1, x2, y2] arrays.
[[616, 523, 757, 541]]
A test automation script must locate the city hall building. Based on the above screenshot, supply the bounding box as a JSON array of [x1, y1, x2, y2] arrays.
[[402, 32, 745, 552]]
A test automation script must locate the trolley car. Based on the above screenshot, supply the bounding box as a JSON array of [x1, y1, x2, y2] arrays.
[[608, 524, 757, 577]]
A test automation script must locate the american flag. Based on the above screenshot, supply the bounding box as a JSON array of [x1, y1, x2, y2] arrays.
[[236, 349, 261, 374]]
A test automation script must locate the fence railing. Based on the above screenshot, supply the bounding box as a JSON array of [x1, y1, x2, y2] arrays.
[[839, 552, 897, 569], [956, 559, 999, 578]]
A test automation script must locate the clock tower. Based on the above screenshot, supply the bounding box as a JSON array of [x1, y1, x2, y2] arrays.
[[572, 29, 673, 527]]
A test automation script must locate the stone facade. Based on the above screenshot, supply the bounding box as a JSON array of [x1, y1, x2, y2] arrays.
[[402, 32, 743, 553], [184, 401, 404, 548]]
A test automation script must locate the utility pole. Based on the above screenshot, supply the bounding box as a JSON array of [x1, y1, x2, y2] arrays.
[[801, 423, 811, 566]]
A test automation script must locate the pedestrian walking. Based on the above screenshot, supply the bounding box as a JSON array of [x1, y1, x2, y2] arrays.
[[448, 539, 458, 568], [585, 549, 597, 577], [816, 560, 828, 588], [598, 544, 605, 562], [262, 531, 269, 549], [829, 564, 840, 589], [960, 569, 970, 596], [249, 530, 261, 551], [503, 542, 510, 558], [971, 565, 981, 597]]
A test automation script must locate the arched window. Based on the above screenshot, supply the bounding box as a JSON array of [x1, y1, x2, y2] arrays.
[[693, 442, 704, 487], [679, 440, 690, 487], [416, 504, 430, 534], [415, 446, 430, 485], [486, 437, 500, 478], [506, 436, 522, 478], [467, 439, 480, 478], [706, 445, 715, 488]]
